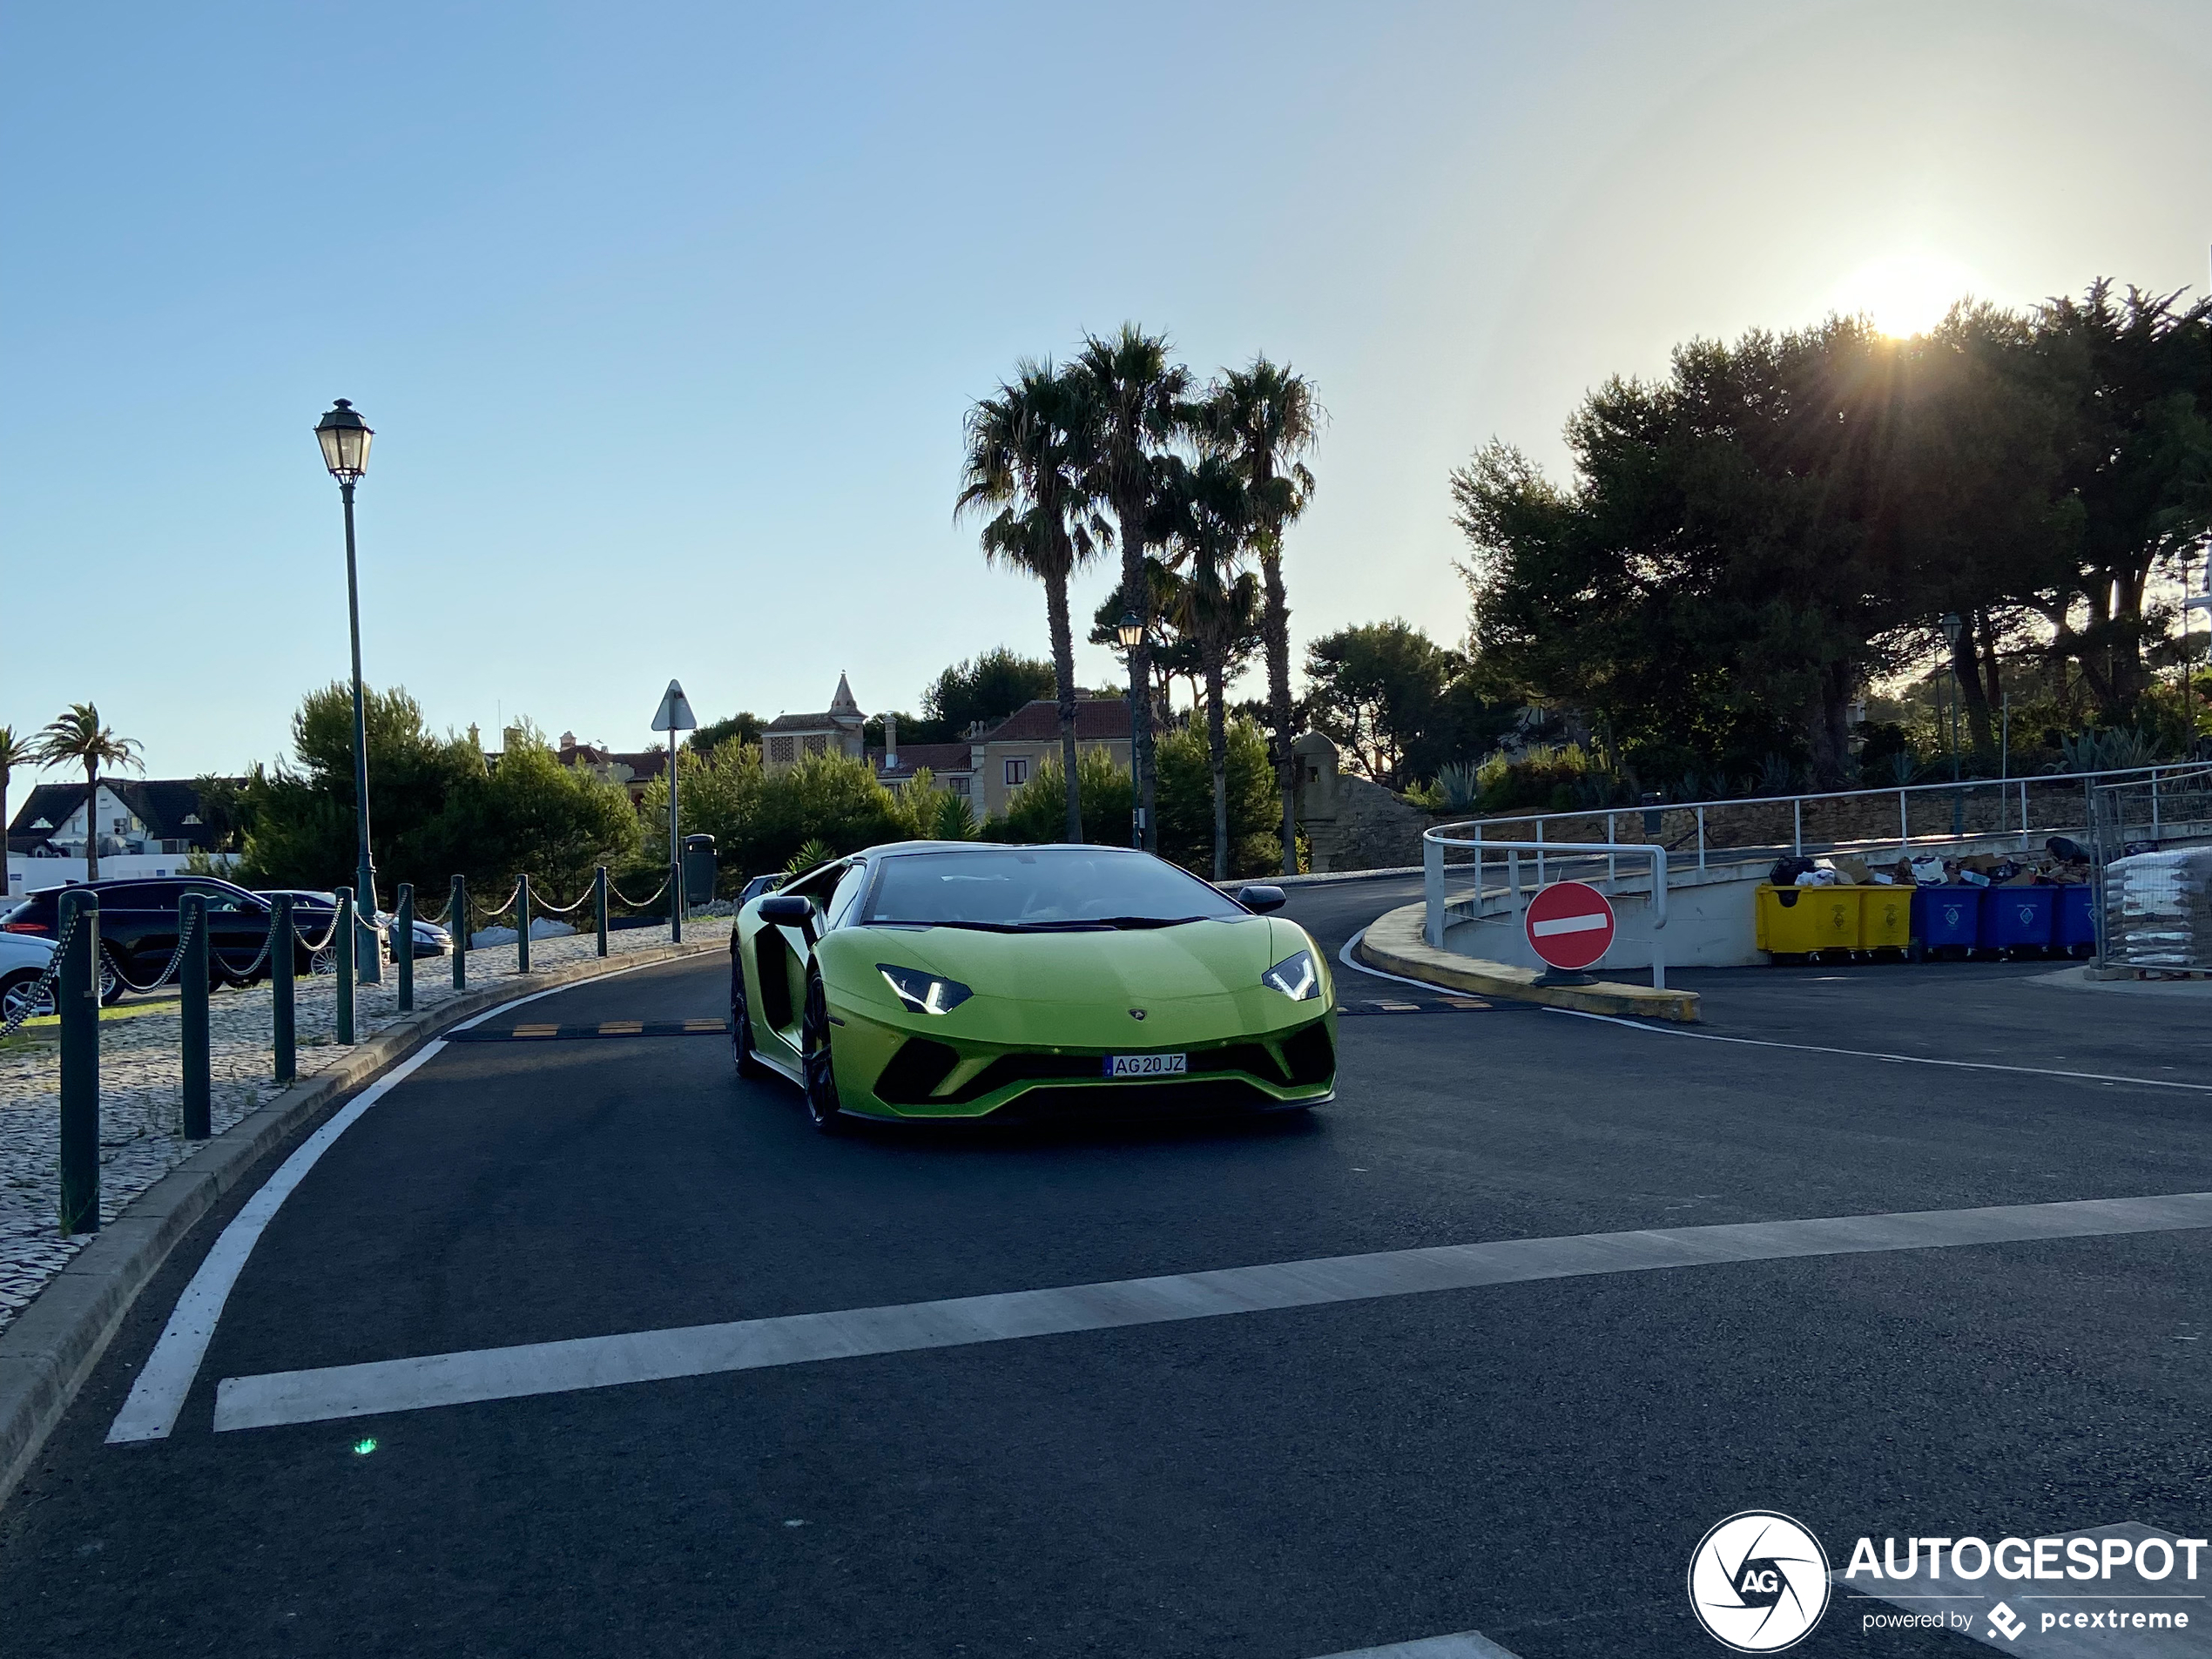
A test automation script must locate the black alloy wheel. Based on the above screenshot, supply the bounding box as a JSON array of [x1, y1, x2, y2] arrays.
[[799, 970, 846, 1134], [731, 955, 765, 1079]]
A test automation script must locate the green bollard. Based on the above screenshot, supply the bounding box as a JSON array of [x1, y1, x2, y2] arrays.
[[670, 858, 682, 945], [180, 894, 210, 1140], [450, 874, 468, 990], [395, 882, 415, 1014], [595, 865, 609, 957], [57, 889, 100, 1236], [271, 893, 296, 1085], [516, 875, 531, 974], [335, 887, 356, 1045]]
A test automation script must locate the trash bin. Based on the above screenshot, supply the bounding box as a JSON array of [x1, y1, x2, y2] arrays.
[[682, 833, 718, 908], [1757, 884, 1859, 958], [1858, 887, 1912, 955], [1980, 885, 2054, 958], [1911, 887, 1979, 958], [2054, 884, 2095, 957]]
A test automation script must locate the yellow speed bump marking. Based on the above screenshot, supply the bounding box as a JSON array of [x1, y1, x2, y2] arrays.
[[598, 1021, 644, 1035], [510, 1023, 560, 1039], [680, 1019, 725, 1033]]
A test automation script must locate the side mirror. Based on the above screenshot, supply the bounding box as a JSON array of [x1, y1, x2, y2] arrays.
[[759, 894, 813, 927], [1239, 885, 1287, 914]]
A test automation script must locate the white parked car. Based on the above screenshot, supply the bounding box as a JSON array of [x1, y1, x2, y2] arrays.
[[0, 930, 60, 1023]]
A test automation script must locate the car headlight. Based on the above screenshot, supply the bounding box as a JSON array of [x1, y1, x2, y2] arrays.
[[878, 963, 973, 1015], [1262, 948, 1320, 1001]]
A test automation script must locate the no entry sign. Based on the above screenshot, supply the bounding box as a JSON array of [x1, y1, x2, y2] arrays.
[[1524, 880, 1616, 972]]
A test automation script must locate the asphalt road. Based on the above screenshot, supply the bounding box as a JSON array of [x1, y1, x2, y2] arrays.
[[3, 883, 2209, 1658]]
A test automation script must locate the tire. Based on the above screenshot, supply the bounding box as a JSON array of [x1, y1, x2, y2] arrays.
[[732, 954, 765, 1079], [0, 968, 52, 1024], [799, 970, 846, 1134], [98, 949, 125, 1006], [310, 942, 337, 976]]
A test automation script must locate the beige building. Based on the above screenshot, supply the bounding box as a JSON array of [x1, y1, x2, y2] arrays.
[[763, 673, 867, 769], [968, 697, 1132, 819]]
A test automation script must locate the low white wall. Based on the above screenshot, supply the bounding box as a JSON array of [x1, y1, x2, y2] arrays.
[[6, 853, 238, 897], [1444, 873, 1765, 972]]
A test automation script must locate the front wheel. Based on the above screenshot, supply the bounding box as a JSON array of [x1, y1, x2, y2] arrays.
[[0, 968, 53, 1024], [97, 950, 125, 1006], [799, 970, 846, 1135]]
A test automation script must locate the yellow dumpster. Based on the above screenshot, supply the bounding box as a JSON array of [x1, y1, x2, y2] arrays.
[[1756, 884, 1861, 956], [1857, 886, 1911, 954]]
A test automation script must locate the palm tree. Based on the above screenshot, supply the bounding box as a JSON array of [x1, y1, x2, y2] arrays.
[[31, 703, 144, 881], [957, 361, 1103, 842], [0, 726, 27, 868], [1161, 454, 1261, 878], [1071, 324, 1192, 853], [1211, 359, 1321, 873]]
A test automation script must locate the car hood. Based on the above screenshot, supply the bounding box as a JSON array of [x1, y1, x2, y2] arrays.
[[859, 915, 1300, 1005]]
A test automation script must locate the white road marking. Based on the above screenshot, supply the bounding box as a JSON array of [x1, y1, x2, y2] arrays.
[[1306, 1631, 1521, 1658], [1529, 913, 1607, 937], [1544, 1006, 2212, 1094], [211, 1190, 2212, 1433], [1338, 929, 1457, 994], [107, 959, 683, 1445]]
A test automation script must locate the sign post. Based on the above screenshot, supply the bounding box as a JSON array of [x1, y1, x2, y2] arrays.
[[1523, 880, 1615, 986], [651, 679, 698, 942]]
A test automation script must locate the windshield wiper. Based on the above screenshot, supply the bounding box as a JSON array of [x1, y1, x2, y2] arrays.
[[1089, 914, 1211, 930]]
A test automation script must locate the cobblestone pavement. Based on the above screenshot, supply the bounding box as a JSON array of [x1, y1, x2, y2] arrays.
[[0, 920, 732, 1336]]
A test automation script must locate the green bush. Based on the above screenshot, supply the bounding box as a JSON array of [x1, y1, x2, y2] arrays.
[[1474, 741, 1596, 813], [640, 747, 908, 889]]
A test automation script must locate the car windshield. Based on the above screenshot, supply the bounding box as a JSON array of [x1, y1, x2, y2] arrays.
[[861, 847, 1247, 930]]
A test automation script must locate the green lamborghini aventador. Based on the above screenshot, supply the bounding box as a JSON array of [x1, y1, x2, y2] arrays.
[[727, 842, 1336, 1131]]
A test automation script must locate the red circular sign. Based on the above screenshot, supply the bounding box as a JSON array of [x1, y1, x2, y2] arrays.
[[1523, 880, 1616, 971]]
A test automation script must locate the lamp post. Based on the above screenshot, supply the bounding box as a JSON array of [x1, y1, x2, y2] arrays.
[[315, 399, 381, 983], [1117, 610, 1144, 848], [1940, 610, 1965, 836]]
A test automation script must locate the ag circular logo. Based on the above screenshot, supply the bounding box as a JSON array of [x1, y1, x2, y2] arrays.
[[1687, 1510, 1831, 1652]]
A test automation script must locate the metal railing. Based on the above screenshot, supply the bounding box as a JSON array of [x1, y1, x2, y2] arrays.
[[1457, 761, 2212, 884], [1424, 825, 1671, 988]]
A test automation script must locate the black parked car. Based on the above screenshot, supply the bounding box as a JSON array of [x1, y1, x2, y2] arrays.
[[257, 890, 450, 961], [0, 877, 332, 997]]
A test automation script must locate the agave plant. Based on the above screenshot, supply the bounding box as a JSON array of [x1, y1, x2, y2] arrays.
[[1433, 761, 1480, 811], [785, 838, 838, 877], [2055, 726, 2161, 774], [1883, 749, 1921, 786]]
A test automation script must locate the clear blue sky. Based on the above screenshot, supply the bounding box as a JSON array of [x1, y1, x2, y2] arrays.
[[4, 0, 2209, 779]]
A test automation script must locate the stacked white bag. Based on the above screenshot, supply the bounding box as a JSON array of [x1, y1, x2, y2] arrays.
[[2101, 848, 2212, 968]]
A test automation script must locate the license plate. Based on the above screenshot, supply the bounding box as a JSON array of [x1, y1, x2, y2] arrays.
[[1105, 1052, 1187, 1079]]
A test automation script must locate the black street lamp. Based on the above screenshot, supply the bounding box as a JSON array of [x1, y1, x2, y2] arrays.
[[315, 399, 381, 983], [1116, 611, 1143, 848]]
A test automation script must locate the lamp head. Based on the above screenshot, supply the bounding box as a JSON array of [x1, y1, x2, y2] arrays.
[[1939, 611, 1963, 649], [315, 400, 373, 482], [1116, 610, 1143, 650]]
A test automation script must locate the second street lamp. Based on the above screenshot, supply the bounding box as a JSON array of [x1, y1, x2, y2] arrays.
[[316, 398, 381, 984], [1117, 611, 1144, 848]]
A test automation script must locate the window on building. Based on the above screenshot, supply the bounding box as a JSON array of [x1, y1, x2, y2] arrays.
[[803, 734, 828, 758], [948, 776, 970, 798], [1004, 757, 1028, 787], [768, 736, 795, 763]]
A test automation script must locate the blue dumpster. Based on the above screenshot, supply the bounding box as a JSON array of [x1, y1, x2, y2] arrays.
[[2054, 884, 2095, 956], [1979, 886, 2055, 957], [1912, 887, 1979, 957]]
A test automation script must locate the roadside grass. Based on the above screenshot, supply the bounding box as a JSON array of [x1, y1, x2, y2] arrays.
[[0, 1000, 177, 1055]]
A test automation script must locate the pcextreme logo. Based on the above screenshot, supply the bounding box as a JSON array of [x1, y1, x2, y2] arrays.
[[1688, 1511, 1831, 1652]]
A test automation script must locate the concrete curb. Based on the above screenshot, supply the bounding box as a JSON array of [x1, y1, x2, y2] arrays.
[[0, 938, 720, 1513], [1354, 901, 1701, 1022]]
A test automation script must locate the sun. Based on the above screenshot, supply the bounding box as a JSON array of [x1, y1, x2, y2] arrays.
[[1831, 252, 1981, 338]]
